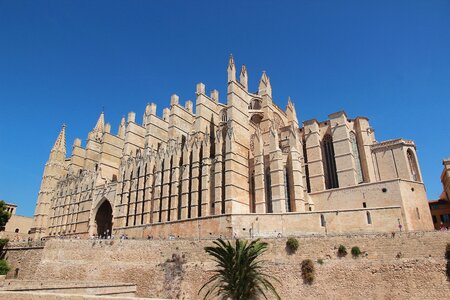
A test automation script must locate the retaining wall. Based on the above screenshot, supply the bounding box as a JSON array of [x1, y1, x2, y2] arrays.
[[4, 231, 450, 299]]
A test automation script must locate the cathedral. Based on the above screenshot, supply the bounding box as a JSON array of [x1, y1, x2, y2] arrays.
[[30, 56, 434, 240]]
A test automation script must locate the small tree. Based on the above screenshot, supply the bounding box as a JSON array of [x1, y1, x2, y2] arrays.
[[0, 260, 10, 275], [200, 238, 281, 300], [351, 246, 361, 257], [286, 237, 299, 253], [0, 239, 8, 249], [301, 259, 315, 284], [337, 245, 347, 257], [0, 239, 8, 258], [0, 201, 11, 229]]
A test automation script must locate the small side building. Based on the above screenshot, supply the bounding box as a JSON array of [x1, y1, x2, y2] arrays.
[[428, 158, 450, 230], [0, 202, 33, 240]]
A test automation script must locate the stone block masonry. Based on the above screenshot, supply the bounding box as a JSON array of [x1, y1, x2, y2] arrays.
[[4, 231, 450, 299], [30, 56, 433, 240]]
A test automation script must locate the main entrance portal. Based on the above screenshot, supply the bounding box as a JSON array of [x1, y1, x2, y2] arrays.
[[95, 200, 113, 238]]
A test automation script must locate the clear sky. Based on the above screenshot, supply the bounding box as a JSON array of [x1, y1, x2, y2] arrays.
[[0, 0, 449, 217]]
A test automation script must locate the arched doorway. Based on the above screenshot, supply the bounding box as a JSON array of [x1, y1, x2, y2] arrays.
[[95, 200, 113, 238]]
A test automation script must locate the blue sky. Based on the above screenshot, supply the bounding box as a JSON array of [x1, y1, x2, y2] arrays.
[[0, 0, 449, 217]]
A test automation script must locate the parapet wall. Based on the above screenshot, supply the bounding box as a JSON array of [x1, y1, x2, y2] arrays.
[[4, 231, 450, 299]]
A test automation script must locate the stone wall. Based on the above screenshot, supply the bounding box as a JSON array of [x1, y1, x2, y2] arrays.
[[4, 231, 450, 299], [4, 247, 44, 280]]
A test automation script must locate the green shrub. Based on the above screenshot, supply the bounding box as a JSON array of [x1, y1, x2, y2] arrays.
[[337, 245, 347, 257], [301, 259, 315, 284], [351, 246, 361, 257], [445, 243, 450, 260], [0, 260, 10, 275], [0, 238, 8, 249], [317, 258, 324, 265], [286, 237, 299, 253]]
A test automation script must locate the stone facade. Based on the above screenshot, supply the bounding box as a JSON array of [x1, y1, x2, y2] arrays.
[[30, 56, 433, 239]]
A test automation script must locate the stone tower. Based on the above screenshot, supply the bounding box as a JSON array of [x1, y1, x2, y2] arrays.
[[31, 125, 67, 239]]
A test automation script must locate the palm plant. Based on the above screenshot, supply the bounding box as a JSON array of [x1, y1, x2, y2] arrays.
[[199, 238, 281, 300]]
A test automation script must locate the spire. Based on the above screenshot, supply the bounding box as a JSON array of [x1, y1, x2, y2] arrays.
[[118, 116, 126, 138], [227, 54, 236, 82], [239, 65, 248, 90], [93, 111, 105, 133], [258, 71, 272, 97], [51, 124, 66, 154], [287, 96, 299, 127]]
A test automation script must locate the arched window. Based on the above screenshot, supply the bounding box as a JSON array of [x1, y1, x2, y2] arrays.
[[322, 135, 339, 189], [265, 167, 273, 213], [350, 132, 364, 183], [366, 211, 372, 224], [407, 149, 420, 181], [15, 228, 19, 233], [220, 109, 228, 123]]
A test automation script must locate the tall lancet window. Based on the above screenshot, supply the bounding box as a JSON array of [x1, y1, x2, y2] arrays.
[[322, 134, 339, 189], [350, 132, 364, 183], [302, 138, 311, 193], [249, 170, 256, 213], [284, 167, 292, 212], [158, 160, 164, 223], [265, 167, 273, 213], [407, 149, 420, 181]]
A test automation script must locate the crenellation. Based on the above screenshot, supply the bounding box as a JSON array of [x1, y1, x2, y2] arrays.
[[170, 94, 179, 106], [210, 89, 219, 103], [127, 112, 136, 123], [185, 100, 193, 114]]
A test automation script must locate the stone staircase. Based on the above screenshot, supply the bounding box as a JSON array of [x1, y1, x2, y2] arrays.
[[0, 279, 136, 296]]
